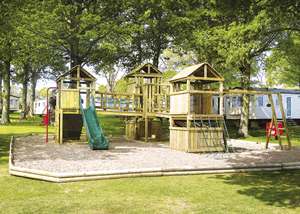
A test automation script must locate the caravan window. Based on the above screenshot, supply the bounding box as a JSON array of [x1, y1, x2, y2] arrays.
[[232, 96, 242, 107], [275, 98, 280, 107], [258, 96, 263, 106], [10, 100, 13, 105]]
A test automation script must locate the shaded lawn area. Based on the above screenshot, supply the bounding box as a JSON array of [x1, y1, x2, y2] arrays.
[[226, 120, 300, 146], [0, 112, 299, 213]]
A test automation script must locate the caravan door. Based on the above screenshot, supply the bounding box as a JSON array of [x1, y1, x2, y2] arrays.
[[286, 97, 291, 117]]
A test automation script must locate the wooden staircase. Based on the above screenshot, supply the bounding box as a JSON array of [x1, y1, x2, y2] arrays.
[[286, 117, 297, 126]]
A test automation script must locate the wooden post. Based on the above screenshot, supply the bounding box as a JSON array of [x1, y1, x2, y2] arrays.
[[60, 79, 63, 144], [159, 117, 163, 140], [266, 115, 274, 149], [219, 81, 224, 115], [204, 64, 207, 79], [60, 110, 63, 145], [118, 94, 121, 110], [277, 93, 292, 150], [187, 78, 191, 115], [86, 82, 91, 108], [132, 94, 135, 110], [268, 94, 283, 150], [145, 117, 149, 143]]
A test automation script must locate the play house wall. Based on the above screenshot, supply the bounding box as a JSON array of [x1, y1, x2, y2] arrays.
[[170, 127, 224, 153], [169, 63, 225, 152]]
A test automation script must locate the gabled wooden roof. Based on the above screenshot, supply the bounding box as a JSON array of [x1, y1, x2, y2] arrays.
[[56, 65, 97, 82], [169, 62, 224, 82], [124, 63, 163, 78]]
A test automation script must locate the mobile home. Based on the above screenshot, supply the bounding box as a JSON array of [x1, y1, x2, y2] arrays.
[[224, 88, 300, 123]]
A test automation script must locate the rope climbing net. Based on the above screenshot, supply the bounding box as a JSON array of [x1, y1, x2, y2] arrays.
[[193, 114, 238, 160]]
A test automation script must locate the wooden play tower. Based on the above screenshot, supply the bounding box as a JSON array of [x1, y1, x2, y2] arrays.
[[168, 63, 232, 154], [95, 63, 170, 142], [55, 65, 96, 144], [53, 63, 291, 154]]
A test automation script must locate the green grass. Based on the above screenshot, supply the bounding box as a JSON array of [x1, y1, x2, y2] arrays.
[[226, 120, 300, 146], [0, 112, 300, 213]]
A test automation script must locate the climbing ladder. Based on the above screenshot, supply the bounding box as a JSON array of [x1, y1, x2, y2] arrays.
[[266, 94, 292, 150], [193, 115, 238, 160]]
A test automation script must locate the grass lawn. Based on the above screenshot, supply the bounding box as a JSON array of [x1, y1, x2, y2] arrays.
[[0, 112, 299, 213], [226, 120, 300, 146]]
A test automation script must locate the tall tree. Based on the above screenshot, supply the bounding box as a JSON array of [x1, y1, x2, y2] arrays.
[[24, 0, 128, 68], [184, 0, 286, 136], [0, 0, 23, 123], [123, 0, 189, 70]]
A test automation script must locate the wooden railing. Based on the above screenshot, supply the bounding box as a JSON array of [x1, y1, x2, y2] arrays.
[[95, 88, 170, 113]]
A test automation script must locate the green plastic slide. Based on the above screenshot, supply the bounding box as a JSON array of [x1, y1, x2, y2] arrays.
[[79, 95, 109, 150]]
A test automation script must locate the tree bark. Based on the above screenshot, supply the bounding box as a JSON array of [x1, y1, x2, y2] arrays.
[[237, 57, 251, 137], [1, 60, 11, 123], [30, 70, 39, 116], [0, 64, 3, 111], [152, 41, 161, 68], [21, 63, 29, 112]]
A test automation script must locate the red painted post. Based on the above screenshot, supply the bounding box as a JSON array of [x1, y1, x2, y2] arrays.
[[46, 87, 58, 143]]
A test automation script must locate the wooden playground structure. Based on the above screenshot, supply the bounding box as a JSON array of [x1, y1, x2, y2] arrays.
[[53, 63, 292, 155]]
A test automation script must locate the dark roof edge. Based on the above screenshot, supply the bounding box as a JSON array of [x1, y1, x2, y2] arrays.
[[233, 87, 300, 94]]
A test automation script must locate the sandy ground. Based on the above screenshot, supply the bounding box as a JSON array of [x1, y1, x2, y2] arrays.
[[10, 134, 300, 173]]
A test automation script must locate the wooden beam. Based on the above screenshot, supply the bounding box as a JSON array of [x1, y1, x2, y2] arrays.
[[277, 93, 292, 150], [224, 90, 278, 95], [268, 94, 283, 150], [219, 81, 224, 115], [266, 115, 274, 149], [145, 117, 149, 143]]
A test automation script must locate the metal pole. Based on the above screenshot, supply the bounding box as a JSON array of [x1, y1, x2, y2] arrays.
[[46, 87, 58, 143]]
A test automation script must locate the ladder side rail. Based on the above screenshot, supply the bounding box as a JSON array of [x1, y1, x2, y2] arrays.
[[199, 115, 218, 159], [221, 115, 238, 157], [268, 94, 283, 150], [215, 115, 231, 158], [193, 115, 208, 157], [265, 115, 275, 149], [207, 115, 224, 159], [277, 93, 292, 150]]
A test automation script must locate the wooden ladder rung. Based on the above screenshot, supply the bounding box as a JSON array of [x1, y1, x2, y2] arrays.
[[280, 136, 287, 138]]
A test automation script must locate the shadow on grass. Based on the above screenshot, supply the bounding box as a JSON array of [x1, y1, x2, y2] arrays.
[[211, 170, 300, 209], [226, 120, 300, 146], [0, 134, 12, 165]]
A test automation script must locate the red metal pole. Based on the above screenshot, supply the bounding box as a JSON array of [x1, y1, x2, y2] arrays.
[[46, 87, 58, 143]]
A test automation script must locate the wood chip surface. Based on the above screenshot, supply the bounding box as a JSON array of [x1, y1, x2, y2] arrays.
[[11, 135, 300, 173]]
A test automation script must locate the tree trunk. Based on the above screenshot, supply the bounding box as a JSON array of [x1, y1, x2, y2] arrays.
[[21, 64, 29, 112], [237, 58, 251, 137], [152, 41, 161, 68], [30, 71, 39, 116], [0, 65, 3, 111], [1, 60, 11, 123]]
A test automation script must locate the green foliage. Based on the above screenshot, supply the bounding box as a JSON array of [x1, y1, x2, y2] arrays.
[[97, 84, 107, 92], [36, 87, 48, 99], [162, 70, 178, 83], [265, 32, 300, 88], [115, 78, 127, 93]]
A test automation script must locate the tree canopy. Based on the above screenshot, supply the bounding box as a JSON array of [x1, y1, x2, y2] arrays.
[[0, 0, 299, 134]]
